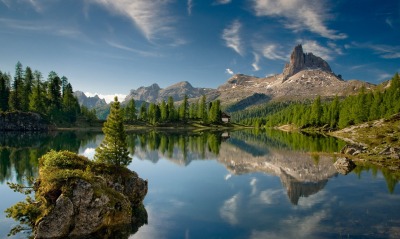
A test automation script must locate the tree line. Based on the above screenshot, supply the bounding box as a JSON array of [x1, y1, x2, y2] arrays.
[[0, 62, 96, 124], [122, 95, 223, 125], [235, 72, 400, 129]]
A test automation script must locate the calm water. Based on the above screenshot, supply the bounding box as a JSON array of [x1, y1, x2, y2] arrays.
[[1, 130, 399, 239]]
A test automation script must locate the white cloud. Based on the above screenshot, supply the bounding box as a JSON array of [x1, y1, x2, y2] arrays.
[[214, 0, 232, 4], [85, 92, 127, 103], [252, 0, 347, 40], [220, 194, 240, 225], [262, 44, 286, 61], [187, 0, 193, 16], [258, 189, 282, 204], [89, 0, 179, 42], [226, 68, 234, 75], [385, 17, 394, 28], [350, 42, 400, 59], [250, 210, 328, 239], [252, 53, 261, 71], [1, 0, 42, 11], [106, 40, 161, 57], [301, 40, 333, 61], [0, 18, 85, 40], [81, 147, 96, 159], [377, 73, 392, 82], [222, 20, 244, 55]]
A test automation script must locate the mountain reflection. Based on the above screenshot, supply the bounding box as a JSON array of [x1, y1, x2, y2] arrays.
[[0, 130, 397, 202]]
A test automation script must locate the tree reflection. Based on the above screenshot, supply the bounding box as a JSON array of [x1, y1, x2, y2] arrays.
[[0, 131, 97, 183]]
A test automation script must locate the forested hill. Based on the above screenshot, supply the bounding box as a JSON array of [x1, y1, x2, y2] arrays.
[[233, 72, 400, 130], [0, 62, 97, 126]]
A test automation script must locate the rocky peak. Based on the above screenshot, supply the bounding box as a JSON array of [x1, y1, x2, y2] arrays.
[[282, 44, 332, 82], [74, 91, 107, 109]]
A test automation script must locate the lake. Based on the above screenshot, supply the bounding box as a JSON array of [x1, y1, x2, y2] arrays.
[[1, 130, 399, 238]]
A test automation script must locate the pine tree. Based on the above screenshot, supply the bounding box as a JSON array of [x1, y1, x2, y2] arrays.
[[310, 96, 322, 126], [139, 103, 147, 121], [95, 97, 131, 167], [179, 94, 188, 121], [0, 71, 10, 112], [29, 70, 45, 113], [22, 66, 33, 111], [160, 99, 168, 122], [62, 83, 80, 122], [167, 96, 176, 121], [9, 62, 24, 111], [124, 99, 137, 122]]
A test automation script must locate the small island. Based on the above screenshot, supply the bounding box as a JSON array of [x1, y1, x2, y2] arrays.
[[6, 97, 148, 238]]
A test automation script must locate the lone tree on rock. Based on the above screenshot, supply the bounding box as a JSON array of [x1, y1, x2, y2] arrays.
[[95, 96, 131, 167]]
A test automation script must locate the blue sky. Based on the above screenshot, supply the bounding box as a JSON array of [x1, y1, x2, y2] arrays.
[[0, 0, 399, 101]]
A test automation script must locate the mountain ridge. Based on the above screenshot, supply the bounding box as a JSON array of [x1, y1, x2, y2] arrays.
[[77, 44, 377, 115]]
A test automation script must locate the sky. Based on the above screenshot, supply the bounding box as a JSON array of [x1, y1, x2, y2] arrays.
[[0, 0, 399, 102]]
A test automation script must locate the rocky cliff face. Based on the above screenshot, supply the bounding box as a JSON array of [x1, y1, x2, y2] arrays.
[[74, 91, 107, 109], [0, 111, 52, 131], [125, 81, 215, 103], [282, 44, 332, 82]]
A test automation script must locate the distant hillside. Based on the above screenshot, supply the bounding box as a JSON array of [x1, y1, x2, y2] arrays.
[[124, 81, 215, 103]]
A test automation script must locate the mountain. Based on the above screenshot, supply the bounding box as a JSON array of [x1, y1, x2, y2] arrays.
[[124, 81, 215, 103], [216, 44, 374, 111], [74, 91, 107, 108]]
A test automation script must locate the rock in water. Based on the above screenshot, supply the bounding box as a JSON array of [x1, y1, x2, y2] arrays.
[[29, 151, 148, 238], [334, 157, 356, 175]]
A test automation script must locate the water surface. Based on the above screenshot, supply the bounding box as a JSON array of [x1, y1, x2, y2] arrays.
[[1, 130, 399, 238]]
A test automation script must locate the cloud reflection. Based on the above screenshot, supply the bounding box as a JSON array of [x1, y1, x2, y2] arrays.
[[220, 193, 240, 225]]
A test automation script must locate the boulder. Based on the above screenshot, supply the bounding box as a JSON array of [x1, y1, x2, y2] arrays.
[[334, 157, 356, 175], [32, 151, 148, 238]]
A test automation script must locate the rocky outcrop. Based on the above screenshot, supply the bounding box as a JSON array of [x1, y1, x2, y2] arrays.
[[0, 111, 52, 131], [340, 144, 367, 156], [31, 151, 148, 238], [334, 157, 356, 175], [282, 44, 332, 82], [74, 91, 107, 109]]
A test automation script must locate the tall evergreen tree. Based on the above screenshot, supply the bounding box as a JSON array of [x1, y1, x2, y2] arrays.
[[0, 72, 10, 112], [95, 97, 131, 167], [139, 103, 147, 121], [167, 96, 176, 121], [198, 95, 208, 123], [310, 96, 322, 126], [29, 70, 45, 113], [22, 66, 33, 111], [62, 83, 80, 122], [179, 94, 188, 121], [9, 62, 24, 111], [124, 99, 137, 122], [160, 99, 168, 122]]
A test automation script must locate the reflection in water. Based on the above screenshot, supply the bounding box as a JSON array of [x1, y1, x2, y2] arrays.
[[1, 130, 400, 238], [0, 131, 96, 183]]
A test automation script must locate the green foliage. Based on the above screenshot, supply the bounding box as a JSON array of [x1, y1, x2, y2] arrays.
[[95, 97, 131, 167], [124, 99, 137, 122], [0, 71, 10, 112], [254, 72, 400, 129], [1, 62, 95, 125]]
